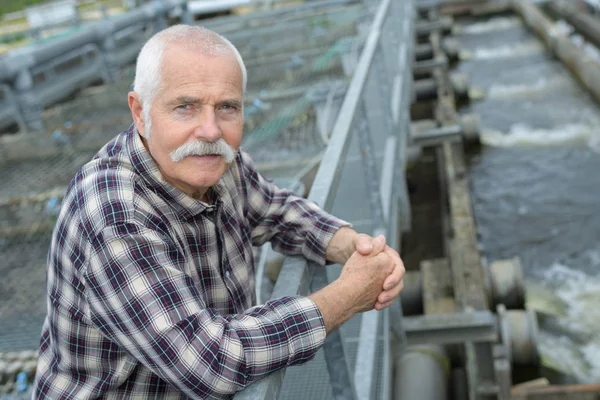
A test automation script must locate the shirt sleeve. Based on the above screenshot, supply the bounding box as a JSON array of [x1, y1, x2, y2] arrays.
[[84, 222, 326, 399], [239, 151, 351, 266]]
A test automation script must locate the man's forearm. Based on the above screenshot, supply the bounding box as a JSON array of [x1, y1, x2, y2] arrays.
[[325, 227, 358, 264], [308, 280, 357, 333]]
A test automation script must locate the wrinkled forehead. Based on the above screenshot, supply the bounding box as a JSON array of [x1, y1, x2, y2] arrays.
[[159, 45, 243, 88]]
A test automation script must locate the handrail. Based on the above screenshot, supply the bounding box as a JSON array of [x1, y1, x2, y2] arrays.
[[0, 0, 193, 131], [0, 0, 367, 133], [203, 0, 360, 33], [233, 0, 411, 397]]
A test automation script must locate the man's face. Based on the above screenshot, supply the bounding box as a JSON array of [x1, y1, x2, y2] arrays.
[[136, 46, 244, 200]]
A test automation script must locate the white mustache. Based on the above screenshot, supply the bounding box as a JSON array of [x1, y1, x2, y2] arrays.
[[170, 139, 236, 163]]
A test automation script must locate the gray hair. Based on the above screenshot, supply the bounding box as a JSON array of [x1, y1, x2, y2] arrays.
[[133, 25, 247, 137]]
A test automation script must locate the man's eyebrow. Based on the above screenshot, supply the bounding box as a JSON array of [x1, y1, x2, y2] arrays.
[[169, 97, 243, 107], [172, 96, 201, 104], [221, 99, 243, 108]]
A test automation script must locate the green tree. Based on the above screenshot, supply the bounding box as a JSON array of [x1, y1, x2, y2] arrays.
[[0, 0, 48, 18]]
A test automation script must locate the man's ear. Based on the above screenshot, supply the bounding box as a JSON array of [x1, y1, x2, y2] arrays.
[[128, 91, 146, 137]]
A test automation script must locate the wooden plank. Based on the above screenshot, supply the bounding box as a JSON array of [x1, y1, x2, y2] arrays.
[[512, 383, 600, 400], [443, 141, 488, 311], [420, 258, 456, 314]]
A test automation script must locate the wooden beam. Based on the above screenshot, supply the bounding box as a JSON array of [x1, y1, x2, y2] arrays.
[[421, 258, 456, 314], [443, 141, 488, 311]]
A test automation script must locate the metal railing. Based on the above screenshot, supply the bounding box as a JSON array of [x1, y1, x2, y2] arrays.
[[0, 0, 365, 134], [0, 0, 194, 132], [235, 0, 415, 398], [0, 84, 25, 132]]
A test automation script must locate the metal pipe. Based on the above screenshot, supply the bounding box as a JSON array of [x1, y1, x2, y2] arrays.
[[415, 43, 434, 61], [188, 0, 251, 15], [412, 124, 462, 145], [513, 0, 600, 104], [413, 74, 469, 100], [203, 0, 360, 32], [413, 56, 448, 74], [25, 28, 99, 67], [110, 4, 157, 31], [413, 78, 437, 100], [0, 60, 13, 81], [548, 0, 600, 49], [0, 0, 184, 74], [415, 16, 453, 35], [394, 345, 449, 400], [410, 115, 480, 145]]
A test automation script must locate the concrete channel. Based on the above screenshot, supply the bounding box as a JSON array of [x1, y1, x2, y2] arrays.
[[1, 0, 600, 398]]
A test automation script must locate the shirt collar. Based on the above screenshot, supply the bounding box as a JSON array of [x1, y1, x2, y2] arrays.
[[125, 124, 227, 219]]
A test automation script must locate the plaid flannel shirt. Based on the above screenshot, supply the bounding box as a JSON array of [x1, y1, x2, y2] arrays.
[[33, 125, 348, 399]]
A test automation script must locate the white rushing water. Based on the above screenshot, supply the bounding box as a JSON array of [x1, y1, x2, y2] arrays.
[[458, 14, 600, 385], [460, 16, 521, 34], [470, 41, 544, 60], [480, 123, 600, 153], [530, 260, 600, 383], [485, 76, 571, 98]]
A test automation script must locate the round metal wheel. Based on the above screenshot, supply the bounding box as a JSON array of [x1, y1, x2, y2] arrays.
[[497, 304, 540, 366], [459, 113, 480, 143]]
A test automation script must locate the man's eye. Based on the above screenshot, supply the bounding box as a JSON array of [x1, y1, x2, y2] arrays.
[[176, 104, 190, 110], [220, 105, 237, 112]]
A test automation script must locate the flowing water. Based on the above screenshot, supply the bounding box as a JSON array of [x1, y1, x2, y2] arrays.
[[456, 15, 600, 383]]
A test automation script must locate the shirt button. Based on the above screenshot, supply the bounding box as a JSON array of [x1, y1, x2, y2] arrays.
[[225, 270, 231, 278]]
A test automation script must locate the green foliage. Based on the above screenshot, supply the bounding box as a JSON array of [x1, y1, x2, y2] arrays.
[[0, 0, 48, 17], [0, 32, 26, 44]]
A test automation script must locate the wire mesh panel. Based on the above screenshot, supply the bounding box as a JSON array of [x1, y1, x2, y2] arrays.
[[0, 0, 369, 362], [234, 0, 414, 398], [0, 0, 412, 397]]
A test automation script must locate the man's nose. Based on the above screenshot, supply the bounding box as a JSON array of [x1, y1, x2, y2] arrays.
[[193, 108, 221, 142]]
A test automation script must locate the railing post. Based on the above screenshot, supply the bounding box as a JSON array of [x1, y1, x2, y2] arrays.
[[0, 85, 26, 133], [14, 67, 44, 132], [153, 0, 168, 33], [395, 0, 415, 234], [352, 103, 385, 400], [99, 20, 119, 82], [357, 104, 385, 228], [180, 2, 195, 25], [311, 268, 357, 400]]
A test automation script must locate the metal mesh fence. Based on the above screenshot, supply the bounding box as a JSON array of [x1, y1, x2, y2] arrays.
[[0, 0, 373, 394]]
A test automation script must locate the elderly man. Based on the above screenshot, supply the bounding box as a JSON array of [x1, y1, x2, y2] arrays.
[[33, 25, 405, 399]]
